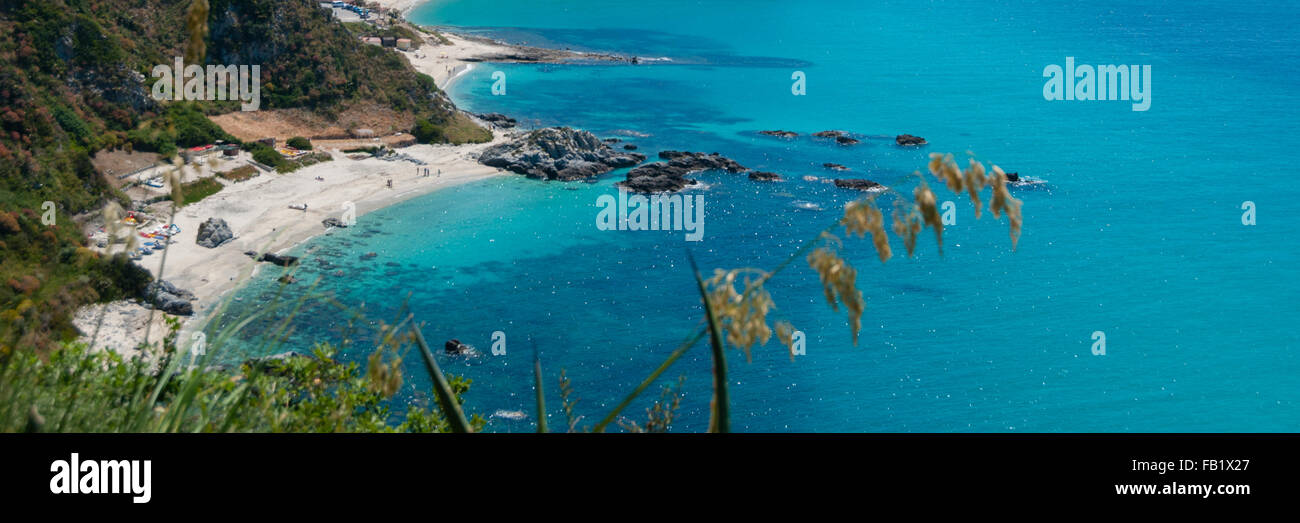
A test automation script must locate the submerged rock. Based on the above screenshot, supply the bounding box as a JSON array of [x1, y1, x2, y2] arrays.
[[833, 178, 885, 191], [759, 130, 798, 138], [748, 171, 782, 181], [479, 127, 646, 180], [895, 134, 927, 146], [812, 130, 846, 138], [822, 163, 850, 171], [195, 218, 233, 248]]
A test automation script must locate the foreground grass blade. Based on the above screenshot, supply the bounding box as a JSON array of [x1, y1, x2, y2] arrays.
[[532, 339, 548, 433], [688, 253, 729, 433], [410, 321, 473, 433], [592, 327, 704, 433]]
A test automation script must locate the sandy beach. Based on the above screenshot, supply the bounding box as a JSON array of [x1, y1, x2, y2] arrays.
[[74, 1, 524, 355], [77, 134, 513, 356]]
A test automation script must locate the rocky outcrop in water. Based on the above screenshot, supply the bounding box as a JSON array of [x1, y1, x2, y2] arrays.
[[445, 339, 471, 354], [812, 130, 845, 138], [144, 280, 196, 316], [618, 151, 748, 193], [748, 171, 782, 181], [1003, 171, 1020, 182], [618, 163, 699, 193], [895, 134, 927, 146], [196, 218, 233, 248], [759, 130, 798, 138], [479, 127, 646, 180], [836, 135, 860, 145], [244, 250, 300, 267], [833, 179, 885, 191], [476, 112, 517, 128], [658, 151, 748, 172], [823, 163, 850, 171]]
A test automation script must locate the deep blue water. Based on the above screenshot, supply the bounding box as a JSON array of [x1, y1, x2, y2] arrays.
[[223, 0, 1300, 431]]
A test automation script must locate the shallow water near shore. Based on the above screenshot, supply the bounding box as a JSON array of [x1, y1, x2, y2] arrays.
[[224, 0, 1300, 431]]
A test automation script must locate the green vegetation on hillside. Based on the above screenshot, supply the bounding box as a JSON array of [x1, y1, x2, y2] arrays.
[[415, 112, 493, 144], [342, 21, 424, 49]]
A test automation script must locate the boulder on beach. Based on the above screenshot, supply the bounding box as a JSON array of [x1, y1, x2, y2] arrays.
[[618, 151, 748, 193], [322, 217, 350, 229], [895, 134, 927, 146], [478, 127, 646, 180], [195, 218, 233, 248], [833, 178, 885, 191], [143, 280, 196, 316]]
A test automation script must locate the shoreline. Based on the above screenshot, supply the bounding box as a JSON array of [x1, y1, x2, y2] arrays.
[[76, 0, 632, 357], [77, 134, 515, 357]]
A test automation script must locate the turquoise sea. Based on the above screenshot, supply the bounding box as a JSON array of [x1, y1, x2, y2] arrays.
[[225, 0, 1300, 431]]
